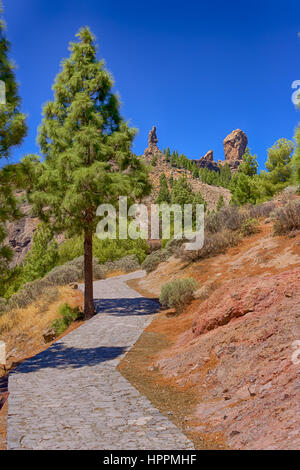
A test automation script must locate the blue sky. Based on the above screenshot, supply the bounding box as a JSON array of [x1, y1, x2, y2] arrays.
[[3, 0, 300, 169]]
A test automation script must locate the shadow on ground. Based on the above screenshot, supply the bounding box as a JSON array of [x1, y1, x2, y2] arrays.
[[11, 343, 126, 374], [94, 297, 160, 317]]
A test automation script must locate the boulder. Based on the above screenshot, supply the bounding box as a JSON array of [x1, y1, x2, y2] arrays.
[[43, 327, 57, 344]]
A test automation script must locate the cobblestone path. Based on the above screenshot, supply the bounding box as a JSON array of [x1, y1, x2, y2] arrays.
[[7, 271, 194, 450]]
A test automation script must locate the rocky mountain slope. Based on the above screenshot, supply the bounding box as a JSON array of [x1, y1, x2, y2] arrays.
[[142, 125, 242, 209], [124, 200, 300, 450], [5, 193, 38, 268]]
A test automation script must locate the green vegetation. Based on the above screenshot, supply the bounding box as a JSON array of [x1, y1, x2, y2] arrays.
[[25, 27, 150, 319], [0, 254, 141, 312], [160, 278, 198, 313], [51, 303, 82, 336], [272, 201, 300, 235], [216, 195, 225, 211], [156, 174, 171, 204], [230, 139, 295, 205], [239, 218, 259, 237], [292, 125, 300, 185], [0, 1, 27, 275], [142, 250, 168, 273], [166, 147, 232, 189], [57, 236, 148, 266]]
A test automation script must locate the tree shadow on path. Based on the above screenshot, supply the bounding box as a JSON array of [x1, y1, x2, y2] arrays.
[[12, 343, 126, 375], [94, 297, 160, 317]]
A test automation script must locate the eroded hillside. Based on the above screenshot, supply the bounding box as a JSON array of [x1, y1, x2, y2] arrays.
[[122, 216, 300, 450]]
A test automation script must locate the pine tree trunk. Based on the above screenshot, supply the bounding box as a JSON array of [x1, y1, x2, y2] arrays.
[[84, 230, 94, 320]]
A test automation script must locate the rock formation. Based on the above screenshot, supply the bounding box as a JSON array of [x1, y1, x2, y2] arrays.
[[222, 129, 248, 171], [192, 150, 220, 172], [144, 126, 162, 162], [5, 196, 38, 268]]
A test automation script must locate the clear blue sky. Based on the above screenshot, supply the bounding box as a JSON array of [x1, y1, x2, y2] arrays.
[[3, 0, 300, 169]]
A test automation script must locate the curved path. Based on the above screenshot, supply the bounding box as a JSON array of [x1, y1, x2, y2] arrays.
[[7, 271, 194, 450]]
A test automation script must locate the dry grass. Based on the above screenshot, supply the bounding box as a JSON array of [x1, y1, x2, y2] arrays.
[[272, 201, 300, 235], [0, 286, 84, 364], [0, 285, 84, 451]]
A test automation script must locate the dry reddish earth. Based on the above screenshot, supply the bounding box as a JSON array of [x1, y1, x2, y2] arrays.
[[127, 223, 300, 449]]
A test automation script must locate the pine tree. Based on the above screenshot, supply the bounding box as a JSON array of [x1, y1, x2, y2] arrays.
[[216, 195, 225, 211], [0, 1, 27, 275], [230, 173, 261, 205], [292, 125, 300, 184], [238, 147, 258, 177], [265, 138, 294, 192], [28, 28, 150, 318], [291, 34, 300, 185], [21, 224, 58, 284], [156, 174, 171, 204], [171, 176, 194, 206], [165, 147, 171, 161]]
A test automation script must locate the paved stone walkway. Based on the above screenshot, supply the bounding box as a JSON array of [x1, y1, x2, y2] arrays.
[[7, 271, 194, 450]]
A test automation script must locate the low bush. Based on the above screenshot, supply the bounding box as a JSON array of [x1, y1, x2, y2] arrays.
[[9, 279, 55, 309], [0, 297, 8, 314], [181, 230, 240, 262], [239, 218, 259, 237], [104, 254, 140, 274], [205, 206, 246, 234], [160, 278, 198, 313], [248, 201, 275, 219], [51, 303, 82, 336], [142, 250, 169, 273], [45, 264, 82, 285], [164, 238, 186, 256], [272, 201, 300, 234]]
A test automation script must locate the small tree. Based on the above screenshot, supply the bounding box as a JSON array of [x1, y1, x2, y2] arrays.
[[265, 138, 294, 191], [0, 1, 27, 275], [230, 173, 262, 205], [292, 125, 300, 185], [216, 195, 225, 211], [239, 147, 258, 177], [171, 176, 194, 206], [28, 28, 150, 318], [156, 173, 171, 204], [21, 224, 58, 283]]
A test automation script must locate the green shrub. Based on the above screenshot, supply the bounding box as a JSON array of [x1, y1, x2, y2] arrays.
[[0, 225, 58, 299], [239, 218, 259, 237], [21, 224, 58, 284], [51, 303, 82, 336], [248, 201, 275, 219], [205, 206, 246, 234], [160, 278, 198, 313], [104, 254, 140, 274], [164, 238, 186, 256], [272, 201, 300, 234], [142, 250, 169, 273], [58, 236, 148, 266], [0, 297, 8, 314], [181, 230, 240, 262], [9, 279, 55, 309], [151, 156, 158, 166]]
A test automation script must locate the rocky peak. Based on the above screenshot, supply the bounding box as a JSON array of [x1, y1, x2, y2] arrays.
[[223, 129, 248, 171], [144, 126, 163, 162]]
